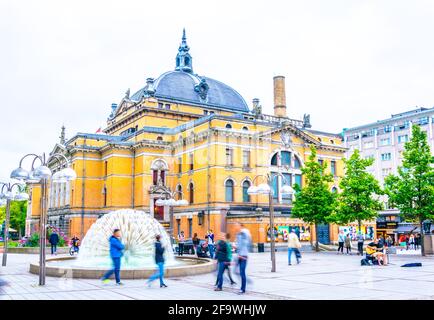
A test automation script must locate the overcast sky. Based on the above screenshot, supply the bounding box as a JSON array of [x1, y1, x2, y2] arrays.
[[1, 0, 434, 179]]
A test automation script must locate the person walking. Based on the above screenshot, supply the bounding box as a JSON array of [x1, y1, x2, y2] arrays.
[[287, 230, 302, 265], [357, 231, 364, 255], [409, 234, 415, 250], [177, 231, 185, 256], [192, 233, 200, 256], [146, 235, 167, 288], [235, 223, 251, 294], [214, 233, 229, 291], [49, 230, 60, 255], [415, 234, 421, 250], [344, 233, 352, 255], [101, 229, 125, 285], [207, 230, 215, 259], [215, 233, 236, 287], [337, 230, 345, 254]]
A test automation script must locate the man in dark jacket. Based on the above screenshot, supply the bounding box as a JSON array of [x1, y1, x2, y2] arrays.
[[214, 234, 228, 291], [147, 235, 167, 288], [49, 230, 60, 255], [101, 229, 125, 285]]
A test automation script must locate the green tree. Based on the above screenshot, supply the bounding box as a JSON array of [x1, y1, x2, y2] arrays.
[[292, 145, 337, 251], [0, 200, 27, 238], [384, 125, 434, 256], [331, 149, 383, 233]]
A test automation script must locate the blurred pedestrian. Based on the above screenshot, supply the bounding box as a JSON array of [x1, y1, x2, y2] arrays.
[[287, 229, 302, 265], [146, 235, 167, 288], [409, 234, 415, 250], [49, 230, 59, 255], [101, 229, 125, 285], [214, 233, 229, 291], [207, 230, 215, 259], [215, 233, 236, 287], [177, 231, 185, 256], [71, 234, 80, 253], [344, 233, 352, 255], [415, 234, 421, 250], [192, 233, 200, 255], [357, 231, 364, 255], [337, 230, 345, 254], [235, 223, 251, 294]]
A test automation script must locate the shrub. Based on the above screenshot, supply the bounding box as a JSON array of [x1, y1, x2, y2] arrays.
[[26, 233, 40, 247]]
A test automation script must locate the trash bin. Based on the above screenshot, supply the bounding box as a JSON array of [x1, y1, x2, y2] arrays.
[[257, 243, 264, 252]]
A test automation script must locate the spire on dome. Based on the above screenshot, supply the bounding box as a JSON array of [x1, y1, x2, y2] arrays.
[[175, 28, 193, 73], [59, 125, 66, 145]]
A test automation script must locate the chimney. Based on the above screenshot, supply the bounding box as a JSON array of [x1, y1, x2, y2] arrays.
[[273, 76, 287, 117]]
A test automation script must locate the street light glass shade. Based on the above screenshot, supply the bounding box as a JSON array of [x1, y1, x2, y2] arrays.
[[51, 171, 63, 183], [176, 199, 189, 206], [257, 183, 271, 194], [33, 165, 52, 179], [247, 185, 259, 195], [60, 167, 77, 181], [281, 185, 294, 195], [4, 191, 14, 200], [14, 192, 29, 201], [155, 199, 166, 206], [10, 167, 29, 181], [27, 171, 41, 183]]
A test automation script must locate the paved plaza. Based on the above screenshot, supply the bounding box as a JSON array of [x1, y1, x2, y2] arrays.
[[1, 251, 434, 300]]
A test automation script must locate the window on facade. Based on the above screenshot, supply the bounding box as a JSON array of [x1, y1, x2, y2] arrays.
[[156, 136, 163, 141], [330, 140, 334, 144], [271, 173, 279, 200], [189, 183, 194, 204], [293, 156, 301, 169], [365, 154, 375, 160], [271, 153, 278, 166], [382, 168, 392, 176], [331, 160, 337, 176], [204, 110, 209, 115], [225, 124, 232, 129], [398, 135, 408, 143], [384, 125, 392, 133], [381, 153, 392, 161], [178, 157, 182, 173], [380, 138, 391, 146], [188, 218, 193, 238], [281, 151, 291, 166], [104, 161, 108, 176], [242, 126, 248, 131], [225, 179, 234, 202], [364, 141, 374, 149], [165, 104, 171, 110], [177, 185, 182, 200], [226, 148, 233, 166], [176, 219, 181, 235], [318, 159, 324, 166], [158, 103, 163, 109], [242, 181, 250, 203], [103, 187, 107, 207], [189, 153, 194, 171], [282, 173, 292, 204], [243, 150, 250, 168]]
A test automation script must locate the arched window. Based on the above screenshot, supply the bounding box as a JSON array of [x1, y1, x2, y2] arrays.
[[225, 124, 232, 129], [188, 183, 194, 204], [156, 136, 163, 141], [281, 151, 291, 166], [242, 126, 248, 131], [271, 153, 278, 166], [177, 185, 182, 200], [293, 156, 301, 169], [225, 179, 234, 202], [242, 181, 250, 203]]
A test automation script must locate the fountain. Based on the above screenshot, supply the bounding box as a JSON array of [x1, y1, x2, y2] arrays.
[[29, 209, 215, 279]]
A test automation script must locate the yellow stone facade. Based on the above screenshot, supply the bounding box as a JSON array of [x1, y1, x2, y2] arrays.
[[27, 32, 356, 244]]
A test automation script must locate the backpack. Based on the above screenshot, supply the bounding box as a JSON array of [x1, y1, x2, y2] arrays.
[[361, 259, 370, 266]]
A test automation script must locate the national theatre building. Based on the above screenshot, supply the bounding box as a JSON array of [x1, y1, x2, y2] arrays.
[[27, 31, 349, 245]]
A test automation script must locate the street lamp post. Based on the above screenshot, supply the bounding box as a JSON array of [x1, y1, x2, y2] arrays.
[[0, 181, 29, 266], [10, 152, 76, 286], [247, 173, 293, 273], [155, 189, 188, 245]]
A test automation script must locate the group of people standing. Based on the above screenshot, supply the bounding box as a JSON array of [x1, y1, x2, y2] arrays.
[[399, 233, 421, 250]]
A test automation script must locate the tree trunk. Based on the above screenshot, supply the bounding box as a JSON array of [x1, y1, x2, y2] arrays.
[[420, 218, 425, 257], [358, 220, 362, 234], [315, 223, 319, 252]]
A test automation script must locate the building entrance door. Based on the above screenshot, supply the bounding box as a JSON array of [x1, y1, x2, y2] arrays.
[[153, 199, 164, 221]]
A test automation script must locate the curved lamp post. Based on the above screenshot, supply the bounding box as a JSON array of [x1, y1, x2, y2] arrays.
[[0, 181, 28, 266], [247, 173, 294, 273], [155, 190, 188, 245], [10, 152, 76, 286]]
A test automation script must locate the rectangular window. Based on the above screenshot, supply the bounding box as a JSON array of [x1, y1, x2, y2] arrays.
[[380, 138, 391, 146], [331, 160, 337, 176], [398, 135, 408, 143], [104, 161, 108, 176], [282, 173, 292, 204], [158, 102, 163, 109], [243, 150, 250, 168], [381, 153, 392, 161], [271, 172, 279, 200], [165, 104, 171, 110], [365, 154, 375, 160], [364, 141, 374, 149], [382, 168, 392, 176], [178, 157, 182, 173], [384, 125, 392, 133], [203, 110, 209, 115], [294, 174, 302, 189], [318, 159, 324, 166], [188, 218, 193, 238], [189, 153, 194, 171], [226, 148, 233, 166], [176, 219, 181, 236]]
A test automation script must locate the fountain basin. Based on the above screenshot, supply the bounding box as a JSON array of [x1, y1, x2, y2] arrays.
[[29, 256, 216, 279]]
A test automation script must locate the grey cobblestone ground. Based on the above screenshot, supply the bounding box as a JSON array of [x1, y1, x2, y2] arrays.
[[1, 251, 434, 300]]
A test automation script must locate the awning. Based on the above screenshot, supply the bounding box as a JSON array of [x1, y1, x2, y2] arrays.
[[395, 225, 419, 233]]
